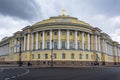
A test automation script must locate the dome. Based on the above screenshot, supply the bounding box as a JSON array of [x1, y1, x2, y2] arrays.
[[32, 15, 92, 28]]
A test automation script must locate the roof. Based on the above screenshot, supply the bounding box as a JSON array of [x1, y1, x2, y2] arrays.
[[32, 15, 92, 28]]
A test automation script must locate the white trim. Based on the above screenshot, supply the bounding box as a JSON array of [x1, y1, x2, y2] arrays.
[[82, 32, 84, 50], [50, 30, 52, 49], [24, 35, 26, 51], [36, 32, 38, 50], [42, 31, 45, 49], [67, 30, 69, 49], [27, 33, 30, 50], [58, 29, 61, 49], [75, 30, 77, 49]]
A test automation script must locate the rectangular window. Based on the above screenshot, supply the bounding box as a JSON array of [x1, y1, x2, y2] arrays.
[[46, 42, 50, 49], [70, 31, 72, 35], [54, 31, 57, 35], [70, 42, 73, 49], [62, 31, 65, 35], [53, 53, 57, 59], [40, 42, 42, 49], [62, 53, 66, 59], [41, 32, 43, 36], [38, 54, 40, 59], [47, 31, 49, 36], [45, 54, 48, 59], [71, 54, 74, 59], [77, 32, 80, 36], [62, 41, 65, 49], [54, 41, 57, 49], [84, 43, 86, 50], [77, 42, 80, 49]]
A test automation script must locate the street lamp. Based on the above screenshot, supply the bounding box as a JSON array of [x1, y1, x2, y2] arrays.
[[16, 37, 22, 67], [50, 40, 53, 68]]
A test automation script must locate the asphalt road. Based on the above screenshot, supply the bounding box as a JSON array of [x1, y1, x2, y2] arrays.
[[0, 67, 120, 80]]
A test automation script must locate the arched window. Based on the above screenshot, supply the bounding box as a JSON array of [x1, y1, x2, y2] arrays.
[[38, 54, 40, 59], [86, 54, 89, 59], [62, 53, 66, 59], [79, 54, 82, 59], [53, 53, 57, 59], [45, 54, 48, 59], [71, 53, 74, 59]]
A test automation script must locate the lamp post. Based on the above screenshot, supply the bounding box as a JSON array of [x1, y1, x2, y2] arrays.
[[50, 40, 53, 68], [16, 37, 22, 67]]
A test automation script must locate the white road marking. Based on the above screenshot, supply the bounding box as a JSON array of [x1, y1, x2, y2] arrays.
[[3, 68, 30, 80], [4, 78, 10, 80], [11, 76, 16, 78]]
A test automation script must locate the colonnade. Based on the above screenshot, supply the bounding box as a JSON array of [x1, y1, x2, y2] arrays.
[[22, 29, 101, 52]]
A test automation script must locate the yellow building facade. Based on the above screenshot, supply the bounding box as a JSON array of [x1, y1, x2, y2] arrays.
[[0, 13, 120, 67]]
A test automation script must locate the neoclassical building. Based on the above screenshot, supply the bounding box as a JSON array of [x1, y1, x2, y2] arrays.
[[0, 11, 120, 67]]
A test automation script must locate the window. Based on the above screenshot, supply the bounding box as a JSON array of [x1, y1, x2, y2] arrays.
[[54, 31, 57, 35], [96, 54, 99, 60], [32, 54, 34, 59], [84, 43, 86, 50], [71, 53, 74, 59], [70, 42, 73, 49], [79, 54, 82, 59], [54, 41, 57, 49], [77, 42, 80, 49], [62, 31, 65, 35], [45, 54, 48, 59], [38, 54, 40, 59], [70, 31, 72, 35], [40, 42, 42, 49], [77, 32, 80, 36], [86, 54, 88, 59], [46, 42, 50, 49], [47, 31, 49, 36], [41, 32, 43, 36], [62, 41, 65, 49], [53, 53, 57, 59], [62, 53, 66, 59]]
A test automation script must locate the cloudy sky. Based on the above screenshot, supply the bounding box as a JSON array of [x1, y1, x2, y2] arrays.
[[0, 0, 120, 43]]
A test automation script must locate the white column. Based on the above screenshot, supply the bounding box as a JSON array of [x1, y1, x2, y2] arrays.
[[82, 32, 84, 50], [75, 30, 77, 49], [36, 32, 38, 50], [91, 35, 93, 50], [32, 33, 34, 50], [102, 39, 104, 52], [27, 33, 30, 50], [58, 29, 61, 49], [17, 41, 20, 52], [95, 35, 98, 51], [24, 34, 26, 51], [50, 30, 52, 49], [42, 31, 45, 49], [105, 40, 107, 53], [67, 30, 69, 49], [98, 37, 101, 51], [88, 33, 90, 50]]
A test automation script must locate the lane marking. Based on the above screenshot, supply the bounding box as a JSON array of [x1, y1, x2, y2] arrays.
[[3, 68, 30, 80], [11, 76, 16, 78], [4, 78, 10, 80]]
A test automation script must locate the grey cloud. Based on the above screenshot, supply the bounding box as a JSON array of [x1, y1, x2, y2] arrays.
[[86, 0, 120, 17], [0, 0, 42, 20]]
